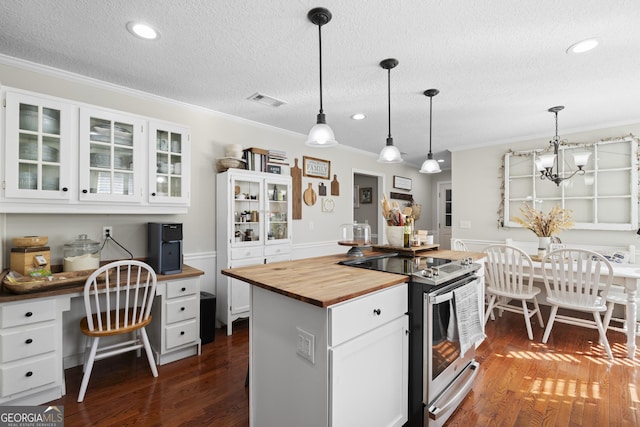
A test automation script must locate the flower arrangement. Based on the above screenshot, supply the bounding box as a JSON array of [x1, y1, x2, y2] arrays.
[[512, 203, 574, 237]]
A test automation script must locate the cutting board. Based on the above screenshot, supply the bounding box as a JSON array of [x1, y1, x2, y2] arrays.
[[291, 158, 302, 219], [303, 183, 317, 206], [331, 174, 340, 196]]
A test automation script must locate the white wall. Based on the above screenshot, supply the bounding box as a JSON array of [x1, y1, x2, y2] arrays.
[[0, 57, 435, 293], [452, 123, 640, 260]]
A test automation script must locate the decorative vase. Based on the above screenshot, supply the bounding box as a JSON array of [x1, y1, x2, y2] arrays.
[[537, 236, 551, 258]]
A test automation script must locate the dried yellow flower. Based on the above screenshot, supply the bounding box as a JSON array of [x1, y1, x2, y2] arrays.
[[512, 203, 574, 237]]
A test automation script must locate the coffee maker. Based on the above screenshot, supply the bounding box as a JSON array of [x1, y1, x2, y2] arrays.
[[147, 223, 183, 274]]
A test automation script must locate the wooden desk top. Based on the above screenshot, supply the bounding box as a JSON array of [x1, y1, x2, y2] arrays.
[[0, 264, 204, 303]]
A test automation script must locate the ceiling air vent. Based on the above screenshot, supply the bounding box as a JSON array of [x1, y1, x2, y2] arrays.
[[247, 92, 287, 108]]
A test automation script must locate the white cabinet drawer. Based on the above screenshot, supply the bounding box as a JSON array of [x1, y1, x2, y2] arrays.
[[329, 283, 407, 347], [166, 279, 198, 299], [231, 246, 264, 260], [0, 324, 56, 363], [0, 300, 56, 328], [165, 296, 198, 324], [165, 320, 198, 350], [264, 244, 291, 257], [0, 354, 57, 397]]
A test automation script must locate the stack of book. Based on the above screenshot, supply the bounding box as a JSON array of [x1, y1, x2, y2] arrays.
[[266, 149, 289, 174], [242, 147, 289, 174]]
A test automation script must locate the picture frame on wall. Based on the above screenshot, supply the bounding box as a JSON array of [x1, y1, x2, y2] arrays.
[[393, 175, 412, 191], [359, 187, 373, 204], [303, 156, 331, 179]]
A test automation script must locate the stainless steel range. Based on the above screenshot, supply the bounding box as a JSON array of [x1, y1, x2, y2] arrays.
[[341, 253, 483, 427]]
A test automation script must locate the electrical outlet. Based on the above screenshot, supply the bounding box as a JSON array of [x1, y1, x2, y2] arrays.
[[296, 327, 315, 364], [103, 226, 113, 239]]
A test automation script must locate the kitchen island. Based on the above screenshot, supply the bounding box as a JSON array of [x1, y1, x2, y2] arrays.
[[222, 249, 486, 427]]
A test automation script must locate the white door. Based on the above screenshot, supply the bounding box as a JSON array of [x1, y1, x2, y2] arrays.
[[438, 181, 452, 249]]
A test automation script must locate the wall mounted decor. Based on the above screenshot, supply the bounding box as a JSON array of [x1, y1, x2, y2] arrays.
[[303, 156, 331, 179], [393, 175, 412, 190], [319, 182, 327, 196], [291, 158, 302, 219], [321, 197, 335, 212], [390, 192, 413, 201], [359, 187, 373, 204], [331, 174, 340, 195], [303, 182, 317, 206]]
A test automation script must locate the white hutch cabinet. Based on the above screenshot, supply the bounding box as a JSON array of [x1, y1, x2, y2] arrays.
[[216, 169, 292, 335]]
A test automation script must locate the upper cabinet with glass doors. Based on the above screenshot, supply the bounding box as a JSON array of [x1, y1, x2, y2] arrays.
[[148, 121, 190, 205], [3, 91, 73, 200], [78, 107, 145, 203]]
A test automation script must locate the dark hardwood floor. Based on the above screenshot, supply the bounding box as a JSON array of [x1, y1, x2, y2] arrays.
[[50, 309, 639, 426]]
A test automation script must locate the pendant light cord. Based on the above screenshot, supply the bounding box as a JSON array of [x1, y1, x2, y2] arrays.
[[318, 24, 324, 114], [387, 67, 391, 139], [429, 95, 433, 154]]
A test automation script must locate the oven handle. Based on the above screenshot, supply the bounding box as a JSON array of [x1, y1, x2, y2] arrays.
[[428, 361, 479, 420], [430, 292, 454, 305]]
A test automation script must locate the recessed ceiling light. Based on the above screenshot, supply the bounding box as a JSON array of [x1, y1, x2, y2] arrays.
[[351, 113, 366, 120], [126, 21, 160, 40], [566, 38, 598, 54]]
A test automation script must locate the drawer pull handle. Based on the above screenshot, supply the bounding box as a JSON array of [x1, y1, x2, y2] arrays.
[[180, 331, 185, 336], [25, 371, 33, 377], [181, 287, 186, 292], [373, 308, 381, 316], [180, 307, 185, 311], [25, 312, 33, 317], [25, 338, 33, 344]]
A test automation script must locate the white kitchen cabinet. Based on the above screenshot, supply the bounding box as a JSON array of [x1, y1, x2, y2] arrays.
[[0, 297, 70, 405], [1, 87, 190, 213], [3, 90, 74, 201], [148, 121, 190, 205], [216, 169, 292, 335], [250, 283, 408, 427], [148, 278, 201, 365], [78, 107, 145, 203]]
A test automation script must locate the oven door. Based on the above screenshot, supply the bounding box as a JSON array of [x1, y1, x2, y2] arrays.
[[423, 276, 480, 425]]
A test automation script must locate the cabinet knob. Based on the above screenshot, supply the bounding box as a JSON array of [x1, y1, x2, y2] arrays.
[[181, 287, 186, 292], [180, 331, 185, 336], [25, 371, 33, 377], [152, 192, 156, 196], [373, 308, 381, 316], [82, 189, 88, 194], [180, 307, 185, 311], [25, 338, 33, 344], [25, 311, 33, 317], [62, 187, 68, 192]]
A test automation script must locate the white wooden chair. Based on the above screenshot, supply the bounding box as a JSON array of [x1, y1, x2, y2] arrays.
[[602, 286, 640, 338], [452, 238, 469, 252], [78, 260, 159, 402], [484, 244, 544, 340], [541, 249, 614, 359]]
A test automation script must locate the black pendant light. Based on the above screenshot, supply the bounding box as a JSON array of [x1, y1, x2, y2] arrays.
[[535, 106, 591, 186], [306, 7, 337, 147], [419, 89, 442, 173], [377, 58, 403, 163]]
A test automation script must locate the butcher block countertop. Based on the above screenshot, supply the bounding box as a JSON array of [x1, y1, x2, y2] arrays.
[[222, 249, 486, 308], [0, 264, 204, 303]]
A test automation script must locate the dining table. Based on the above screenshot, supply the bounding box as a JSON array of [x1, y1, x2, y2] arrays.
[[523, 258, 639, 358]]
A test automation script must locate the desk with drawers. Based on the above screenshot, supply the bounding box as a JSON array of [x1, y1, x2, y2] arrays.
[[0, 265, 204, 405]]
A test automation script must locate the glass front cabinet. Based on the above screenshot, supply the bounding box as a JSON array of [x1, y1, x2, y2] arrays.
[[148, 121, 190, 205], [216, 169, 292, 335], [4, 91, 73, 200], [2, 87, 190, 213]]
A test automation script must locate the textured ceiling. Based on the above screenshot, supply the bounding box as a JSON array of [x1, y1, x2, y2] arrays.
[[2, 0, 640, 168]]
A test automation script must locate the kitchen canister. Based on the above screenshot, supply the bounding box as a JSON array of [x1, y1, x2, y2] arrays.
[[63, 234, 101, 272]]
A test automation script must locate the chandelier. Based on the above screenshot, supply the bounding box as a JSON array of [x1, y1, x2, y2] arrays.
[[535, 106, 591, 186]]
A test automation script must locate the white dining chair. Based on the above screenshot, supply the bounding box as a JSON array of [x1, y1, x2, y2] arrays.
[[77, 260, 159, 402], [483, 244, 544, 340], [541, 249, 614, 359], [602, 286, 640, 338], [452, 238, 469, 252]]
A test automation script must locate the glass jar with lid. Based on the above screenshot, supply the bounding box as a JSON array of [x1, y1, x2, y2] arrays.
[[63, 234, 101, 272]]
